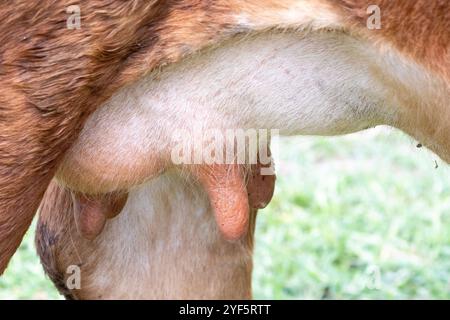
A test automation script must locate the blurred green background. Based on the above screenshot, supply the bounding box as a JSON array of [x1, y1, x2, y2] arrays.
[[1, 127, 449, 299]]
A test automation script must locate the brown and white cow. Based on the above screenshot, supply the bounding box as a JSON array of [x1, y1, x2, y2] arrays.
[[0, 0, 448, 298]]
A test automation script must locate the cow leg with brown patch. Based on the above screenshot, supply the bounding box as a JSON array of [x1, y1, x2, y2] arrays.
[[0, 97, 84, 274]]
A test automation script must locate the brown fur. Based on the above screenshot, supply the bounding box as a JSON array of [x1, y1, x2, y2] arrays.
[[0, 0, 239, 273], [328, 0, 450, 83]]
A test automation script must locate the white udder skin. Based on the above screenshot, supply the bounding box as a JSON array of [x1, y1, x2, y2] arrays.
[[58, 31, 407, 194]]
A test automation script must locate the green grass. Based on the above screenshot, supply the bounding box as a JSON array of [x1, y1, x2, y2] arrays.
[[1, 127, 449, 299]]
